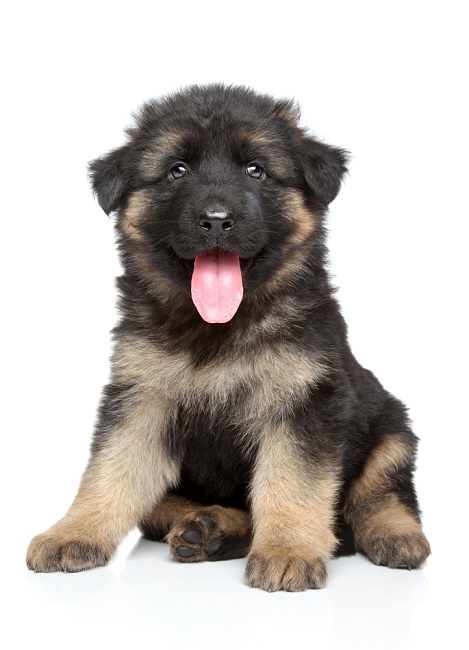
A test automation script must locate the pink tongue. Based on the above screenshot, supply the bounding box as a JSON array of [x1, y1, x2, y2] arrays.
[[191, 250, 243, 323]]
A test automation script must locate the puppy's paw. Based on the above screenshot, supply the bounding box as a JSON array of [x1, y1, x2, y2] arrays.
[[167, 509, 225, 562], [363, 530, 431, 569], [245, 552, 327, 592], [26, 532, 111, 573]]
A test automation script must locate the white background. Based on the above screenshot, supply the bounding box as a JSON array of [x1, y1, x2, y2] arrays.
[[1, 1, 468, 648]]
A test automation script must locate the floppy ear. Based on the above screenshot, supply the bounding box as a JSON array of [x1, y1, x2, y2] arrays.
[[88, 144, 133, 215], [302, 137, 349, 206]]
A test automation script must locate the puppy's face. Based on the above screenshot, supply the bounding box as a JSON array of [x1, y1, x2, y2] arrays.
[[90, 86, 348, 322]]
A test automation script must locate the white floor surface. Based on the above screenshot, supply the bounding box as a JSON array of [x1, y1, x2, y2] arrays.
[[6, 519, 465, 650]]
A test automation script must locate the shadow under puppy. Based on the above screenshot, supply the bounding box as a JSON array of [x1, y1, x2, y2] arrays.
[[26, 84, 431, 591]]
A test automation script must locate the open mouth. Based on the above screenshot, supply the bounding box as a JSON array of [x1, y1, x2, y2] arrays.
[[190, 248, 253, 324]]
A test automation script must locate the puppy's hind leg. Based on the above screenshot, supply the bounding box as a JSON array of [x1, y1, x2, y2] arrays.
[[140, 494, 252, 562], [344, 399, 431, 569]]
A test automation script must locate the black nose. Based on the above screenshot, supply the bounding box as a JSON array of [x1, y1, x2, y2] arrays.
[[198, 208, 235, 237]]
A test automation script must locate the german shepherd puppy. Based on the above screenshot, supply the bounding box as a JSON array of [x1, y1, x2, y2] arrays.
[[26, 84, 430, 591]]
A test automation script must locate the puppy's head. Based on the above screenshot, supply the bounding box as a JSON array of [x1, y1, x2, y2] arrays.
[[89, 84, 348, 323]]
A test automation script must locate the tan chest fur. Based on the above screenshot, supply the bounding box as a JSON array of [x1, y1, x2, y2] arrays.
[[112, 335, 327, 422]]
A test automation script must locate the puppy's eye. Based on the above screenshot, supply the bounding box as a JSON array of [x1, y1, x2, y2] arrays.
[[246, 163, 265, 179], [168, 163, 188, 180]]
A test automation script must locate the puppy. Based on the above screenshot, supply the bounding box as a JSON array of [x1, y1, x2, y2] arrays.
[[26, 84, 430, 591]]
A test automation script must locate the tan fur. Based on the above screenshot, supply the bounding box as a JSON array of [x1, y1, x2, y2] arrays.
[[344, 434, 431, 567], [237, 127, 297, 177], [119, 189, 147, 240], [287, 189, 317, 246], [140, 494, 201, 537], [166, 503, 252, 557], [237, 126, 272, 148], [112, 335, 327, 422], [118, 191, 182, 304], [203, 504, 251, 538], [263, 189, 316, 294], [141, 496, 252, 563], [354, 494, 423, 542], [345, 434, 414, 514], [142, 496, 251, 540], [26, 393, 180, 572], [139, 128, 191, 181], [275, 102, 301, 127], [128, 255, 179, 305], [246, 421, 339, 590]]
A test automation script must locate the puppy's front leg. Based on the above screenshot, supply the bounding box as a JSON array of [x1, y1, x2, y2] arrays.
[[27, 390, 179, 573], [246, 423, 340, 592]]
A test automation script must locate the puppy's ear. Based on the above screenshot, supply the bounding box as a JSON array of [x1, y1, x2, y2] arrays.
[[302, 137, 349, 206], [88, 144, 133, 215]]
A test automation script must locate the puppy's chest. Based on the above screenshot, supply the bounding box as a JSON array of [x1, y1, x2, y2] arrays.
[[114, 336, 326, 416], [169, 400, 255, 506]]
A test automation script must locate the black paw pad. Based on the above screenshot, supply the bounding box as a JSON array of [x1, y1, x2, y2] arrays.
[[176, 545, 197, 558], [181, 529, 202, 544], [199, 518, 215, 531]]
